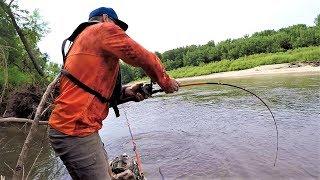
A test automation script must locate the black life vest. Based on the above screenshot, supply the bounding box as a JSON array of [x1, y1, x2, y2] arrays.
[[60, 22, 121, 117]]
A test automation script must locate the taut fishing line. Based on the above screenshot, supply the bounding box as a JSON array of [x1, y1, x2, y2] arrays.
[[121, 81, 279, 179], [179, 82, 279, 166], [152, 81, 278, 166]]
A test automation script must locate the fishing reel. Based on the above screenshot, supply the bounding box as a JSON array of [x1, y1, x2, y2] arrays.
[[135, 80, 163, 99]]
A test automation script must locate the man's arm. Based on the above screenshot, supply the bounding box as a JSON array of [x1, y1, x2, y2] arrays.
[[100, 23, 179, 93]]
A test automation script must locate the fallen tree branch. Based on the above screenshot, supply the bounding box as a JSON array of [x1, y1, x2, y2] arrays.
[[0, 117, 48, 125], [12, 75, 59, 179]]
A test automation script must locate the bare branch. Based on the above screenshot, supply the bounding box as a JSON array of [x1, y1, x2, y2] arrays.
[[22, 165, 25, 180], [1, 175, 6, 180], [12, 75, 59, 179], [1, 135, 16, 151], [4, 161, 14, 173], [0, 117, 48, 125], [40, 104, 52, 116], [2, 109, 7, 117], [25, 146, 43, 180], [8, 0, 14, 7]]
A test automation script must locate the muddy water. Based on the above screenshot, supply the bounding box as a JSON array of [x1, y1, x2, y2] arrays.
[[1, 72, 319, 179]]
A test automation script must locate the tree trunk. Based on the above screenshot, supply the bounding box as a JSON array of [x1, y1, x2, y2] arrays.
[[0, 1, 44, 76], [12, 75, 59, 180]]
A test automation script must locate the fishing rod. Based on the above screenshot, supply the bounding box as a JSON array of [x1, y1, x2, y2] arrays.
[[123, 110, 145, 179], [122, 80, 279, 179], [138, 80, 278, 167]]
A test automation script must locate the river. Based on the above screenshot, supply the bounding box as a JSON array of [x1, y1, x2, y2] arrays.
[[1, 72, 319, 179]]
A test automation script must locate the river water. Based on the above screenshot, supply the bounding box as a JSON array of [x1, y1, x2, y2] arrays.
[[1, 72, 319, 179]]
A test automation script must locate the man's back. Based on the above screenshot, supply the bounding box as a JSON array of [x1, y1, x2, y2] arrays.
[[49, 22, 122, 136]]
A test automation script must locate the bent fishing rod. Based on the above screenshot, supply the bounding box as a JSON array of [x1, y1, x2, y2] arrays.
[[122, 80, 278, 178], [133, 80, 279, 167]]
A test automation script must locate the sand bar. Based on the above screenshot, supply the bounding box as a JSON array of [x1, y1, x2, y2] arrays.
[[177, 63, 320, 82]]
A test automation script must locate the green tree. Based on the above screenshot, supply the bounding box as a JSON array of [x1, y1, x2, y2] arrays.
[[155, 51, 162, 59], [121, 14, 320, 83], [315, 14, 320, 26], [120, 63, 135, 83], [0, 1, 56, 115], [0, 1, 50, 84], [206, 40, 215, 47]]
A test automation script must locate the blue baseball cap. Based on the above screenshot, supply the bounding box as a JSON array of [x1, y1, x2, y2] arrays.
[[89, 7, 128, 31]]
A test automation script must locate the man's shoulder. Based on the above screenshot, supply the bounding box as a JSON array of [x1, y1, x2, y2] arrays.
[[93, 22, 123, 33]]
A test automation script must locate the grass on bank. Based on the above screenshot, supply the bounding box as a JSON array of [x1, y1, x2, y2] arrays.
[[167, 46, 320, 78]]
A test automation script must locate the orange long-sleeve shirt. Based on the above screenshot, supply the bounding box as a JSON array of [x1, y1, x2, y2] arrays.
[[49, 22, 171, 136]]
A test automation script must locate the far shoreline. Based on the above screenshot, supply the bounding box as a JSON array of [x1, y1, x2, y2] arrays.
[[177, 63, 320, 83], [128, 62, 320, 85]]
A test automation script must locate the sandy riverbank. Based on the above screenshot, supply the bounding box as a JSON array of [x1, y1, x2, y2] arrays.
[[177, 63, 320, 82]]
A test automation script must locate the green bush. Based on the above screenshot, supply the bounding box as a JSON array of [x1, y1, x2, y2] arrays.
[[0, 66, 33, 87]]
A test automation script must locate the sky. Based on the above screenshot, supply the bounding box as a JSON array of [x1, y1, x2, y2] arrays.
[[19, 0, 320, 64]]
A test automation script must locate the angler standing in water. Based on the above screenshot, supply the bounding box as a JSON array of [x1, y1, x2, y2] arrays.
[[48, 7, 179, 179]]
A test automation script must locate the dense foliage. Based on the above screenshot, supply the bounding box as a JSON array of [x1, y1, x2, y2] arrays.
[[121, 14, 320, 83], [0, 2, 56, 86], [168, 46, 320, 78], [0, 1, 59, 114]]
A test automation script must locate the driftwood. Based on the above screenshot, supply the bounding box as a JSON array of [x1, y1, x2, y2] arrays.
[[12, 75, 59, 180], [0, 0, 44, 76], [0, 117, 48, 125]]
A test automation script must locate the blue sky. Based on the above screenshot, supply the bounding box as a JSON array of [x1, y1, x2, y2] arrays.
[[20, 0, 320, 64]]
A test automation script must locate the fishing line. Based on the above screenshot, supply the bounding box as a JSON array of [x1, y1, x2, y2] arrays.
[[153, 81, 278, 166], [123, 108, 145, 178], [120, 81, 278, 179], [159, 167, 165, 180]]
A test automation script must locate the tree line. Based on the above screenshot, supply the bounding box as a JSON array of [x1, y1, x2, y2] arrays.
[[121, 14, 320, 83]]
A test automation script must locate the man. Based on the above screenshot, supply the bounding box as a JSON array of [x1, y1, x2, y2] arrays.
[[48, 7, 179, 180]]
